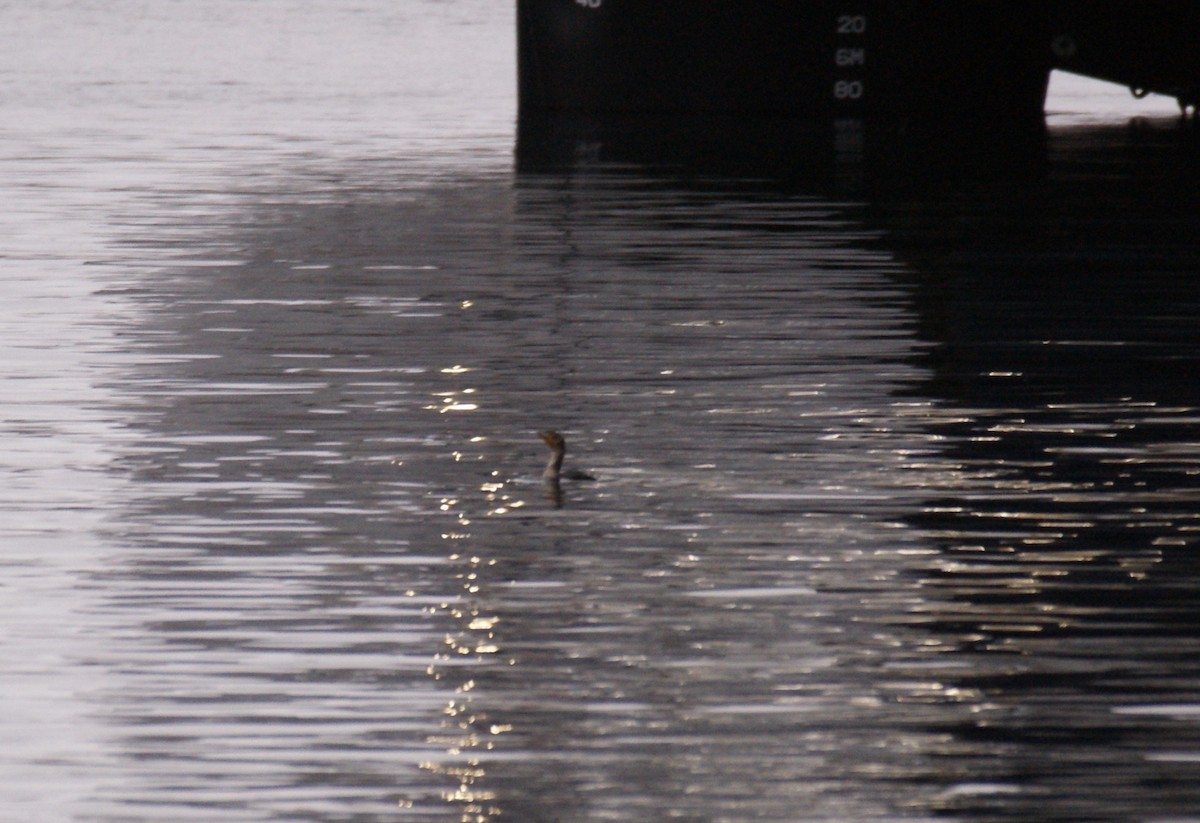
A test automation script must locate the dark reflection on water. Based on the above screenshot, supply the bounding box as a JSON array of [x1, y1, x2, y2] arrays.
[[883, 124, 1200, 822], [96, 123, 1200, 821]]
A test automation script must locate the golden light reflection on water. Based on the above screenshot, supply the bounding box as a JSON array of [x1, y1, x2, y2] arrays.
[[907, 396, 1199, 660], [421, 467, 513, 823]]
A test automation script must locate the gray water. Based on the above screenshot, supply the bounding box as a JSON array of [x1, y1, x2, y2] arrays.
[[4, 3, 1200, 822]]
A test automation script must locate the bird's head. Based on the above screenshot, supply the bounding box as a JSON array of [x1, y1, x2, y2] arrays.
[[538, 430, 566, 452]]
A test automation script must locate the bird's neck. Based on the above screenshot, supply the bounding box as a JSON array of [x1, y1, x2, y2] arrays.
[[543, 448, 565, 479]]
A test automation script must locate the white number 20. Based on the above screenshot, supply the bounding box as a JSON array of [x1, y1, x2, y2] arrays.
[[837, 15, 867, 34]]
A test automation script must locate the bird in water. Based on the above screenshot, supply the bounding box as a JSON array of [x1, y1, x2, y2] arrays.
[[538, 430, 596, 482]]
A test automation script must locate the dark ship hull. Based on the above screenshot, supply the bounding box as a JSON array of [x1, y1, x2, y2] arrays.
[[517, 1, 1200, 122]]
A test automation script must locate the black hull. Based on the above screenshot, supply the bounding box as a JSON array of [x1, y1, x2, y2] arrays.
[[517, 2, 1200, 122], [518, 2, 1051, 122]]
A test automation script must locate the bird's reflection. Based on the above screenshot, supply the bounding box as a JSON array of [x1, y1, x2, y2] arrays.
[[544, 476, 563, 509]]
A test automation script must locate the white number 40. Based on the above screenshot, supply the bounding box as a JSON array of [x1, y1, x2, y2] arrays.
[[575, 0, 602, 8]]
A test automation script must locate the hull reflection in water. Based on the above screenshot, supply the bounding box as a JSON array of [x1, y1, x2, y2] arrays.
[[95, 123, 1200, 822]]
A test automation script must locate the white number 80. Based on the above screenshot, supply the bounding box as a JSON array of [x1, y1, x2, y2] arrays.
[[834, 80, 864, 100]]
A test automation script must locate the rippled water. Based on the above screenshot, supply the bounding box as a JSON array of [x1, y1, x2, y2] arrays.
[[4, 3, 1200, 821]]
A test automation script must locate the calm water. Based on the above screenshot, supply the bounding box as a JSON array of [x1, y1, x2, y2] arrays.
[[3, 3, 1200, 822]]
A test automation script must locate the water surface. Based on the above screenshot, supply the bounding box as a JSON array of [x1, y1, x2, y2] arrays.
[[2, 4, 1200, 821]]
